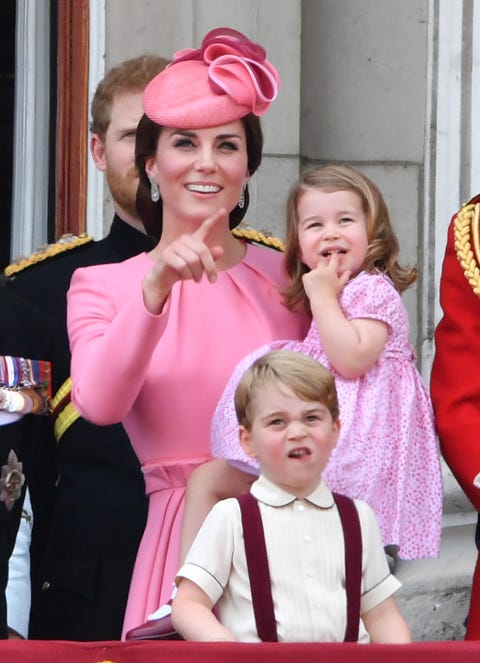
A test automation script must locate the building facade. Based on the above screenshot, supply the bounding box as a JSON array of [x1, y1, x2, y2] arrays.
[[7, 0, 480, 639]]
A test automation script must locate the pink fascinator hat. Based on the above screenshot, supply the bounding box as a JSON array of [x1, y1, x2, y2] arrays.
[[143, 27, 280, 128]]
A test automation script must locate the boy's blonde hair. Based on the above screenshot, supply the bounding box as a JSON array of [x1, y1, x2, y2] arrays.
[[283, 164, 417, 313], [234, 350, 339, 430]]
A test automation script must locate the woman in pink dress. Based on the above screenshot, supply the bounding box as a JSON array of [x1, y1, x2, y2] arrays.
[[66, 28, 308, 638], [211, 164, 443, 561]]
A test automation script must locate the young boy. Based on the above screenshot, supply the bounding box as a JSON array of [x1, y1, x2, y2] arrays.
[[171, 350, 411, 643]]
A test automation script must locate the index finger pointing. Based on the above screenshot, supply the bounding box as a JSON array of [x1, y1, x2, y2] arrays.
[[194, 208, 229, 244]]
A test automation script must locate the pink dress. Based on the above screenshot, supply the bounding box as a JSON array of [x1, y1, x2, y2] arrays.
[[67, 245, 308, 637], [211, 271, 443, 559]]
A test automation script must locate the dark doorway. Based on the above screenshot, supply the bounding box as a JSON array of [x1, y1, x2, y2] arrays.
[[0, 2, 16, 270], [0, 1, 86, 268]]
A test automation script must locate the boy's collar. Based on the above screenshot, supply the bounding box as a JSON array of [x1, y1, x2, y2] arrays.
[[251, 474, 335, 509]]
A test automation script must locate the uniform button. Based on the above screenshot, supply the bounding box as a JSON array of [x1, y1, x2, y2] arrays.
[[41, 581, 50, 592], [304, 534, 311, 542], [296, 501, 305, 512]]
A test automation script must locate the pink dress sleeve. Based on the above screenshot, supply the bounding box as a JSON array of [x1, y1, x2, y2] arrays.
[[340, 273, 401, 331], [67, 258, 168, 424]]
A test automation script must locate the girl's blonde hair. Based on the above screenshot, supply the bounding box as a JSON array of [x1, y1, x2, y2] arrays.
[[283, 164, 417, 312]]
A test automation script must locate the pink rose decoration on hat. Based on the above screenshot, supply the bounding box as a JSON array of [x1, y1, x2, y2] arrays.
[[172, 28, 280, 116], [143, 27, 281, 128]]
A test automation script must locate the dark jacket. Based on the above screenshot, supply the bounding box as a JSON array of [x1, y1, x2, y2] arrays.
[[0, 285, 52, 639], [7, 216, 154, 640]]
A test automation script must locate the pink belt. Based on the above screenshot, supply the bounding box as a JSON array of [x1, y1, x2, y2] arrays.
[[141, 459, 209, 496]]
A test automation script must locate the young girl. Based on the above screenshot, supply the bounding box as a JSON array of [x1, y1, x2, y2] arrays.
[[208, 164, 443, 562]]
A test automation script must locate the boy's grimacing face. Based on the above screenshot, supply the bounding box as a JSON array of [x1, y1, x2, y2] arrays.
[[239, 379, 340, 498]]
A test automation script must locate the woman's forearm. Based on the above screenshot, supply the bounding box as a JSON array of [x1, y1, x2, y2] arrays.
[[68, 269, 168, 424]]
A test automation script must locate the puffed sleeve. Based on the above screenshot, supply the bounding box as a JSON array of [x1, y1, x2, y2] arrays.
[[341, 272, 402, 331]]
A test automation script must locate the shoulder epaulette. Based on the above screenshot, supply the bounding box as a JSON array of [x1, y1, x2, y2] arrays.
[[232, 225, 284, 251], [453, 200, 480, 296], [5, 233, 94, 277]]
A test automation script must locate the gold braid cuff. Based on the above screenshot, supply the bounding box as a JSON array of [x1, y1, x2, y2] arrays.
[[232, 227, 284, 251], [51, 377, 80, 443], [54, 402, 81, 442], [453, 202, 480, 297]]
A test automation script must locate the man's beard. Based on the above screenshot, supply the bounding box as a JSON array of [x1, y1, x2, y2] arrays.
[[105, 166, 139, 220]]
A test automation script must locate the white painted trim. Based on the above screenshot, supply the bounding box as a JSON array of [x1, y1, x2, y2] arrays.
[[10, 0, 50, 260], [471, 2, 480, 197], [419, 0, 437, 378], [434, 0, 464, 325], [86, 0, 107, 239]]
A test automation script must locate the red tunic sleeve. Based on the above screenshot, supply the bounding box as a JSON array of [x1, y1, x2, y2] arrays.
[[431, 195, 480, 511]]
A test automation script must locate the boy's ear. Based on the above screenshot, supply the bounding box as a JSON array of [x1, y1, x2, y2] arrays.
[[239, 426, 256, 458]]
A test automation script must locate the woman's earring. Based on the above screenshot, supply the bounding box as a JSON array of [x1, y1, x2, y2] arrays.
[[238, 185, 246, 209], [150, 179, 160, 203]]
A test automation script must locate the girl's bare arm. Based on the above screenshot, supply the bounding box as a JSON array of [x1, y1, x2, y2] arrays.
[[303, 255, 387, 378]]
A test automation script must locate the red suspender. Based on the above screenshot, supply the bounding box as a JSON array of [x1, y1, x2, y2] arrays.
[[332, 492, 363, 642], [237, 492, 278, 642], [237, 491, 362, 642]]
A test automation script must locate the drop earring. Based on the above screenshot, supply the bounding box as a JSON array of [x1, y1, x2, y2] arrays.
[[238, 185, 246, 209], [150, 179, 160, 203]]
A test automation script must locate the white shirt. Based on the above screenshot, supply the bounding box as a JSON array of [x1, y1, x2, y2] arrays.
[[6, 487, 33, 638], [177, 475, 400, 642]]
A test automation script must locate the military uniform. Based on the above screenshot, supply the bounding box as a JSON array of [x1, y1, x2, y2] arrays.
[[7, 215, 154, 640], [431, 194, 480, 639], [0, 285, 52, 638]]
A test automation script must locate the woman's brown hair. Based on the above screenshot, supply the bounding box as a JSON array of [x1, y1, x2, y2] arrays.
[[135, 113, 263, 242]]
